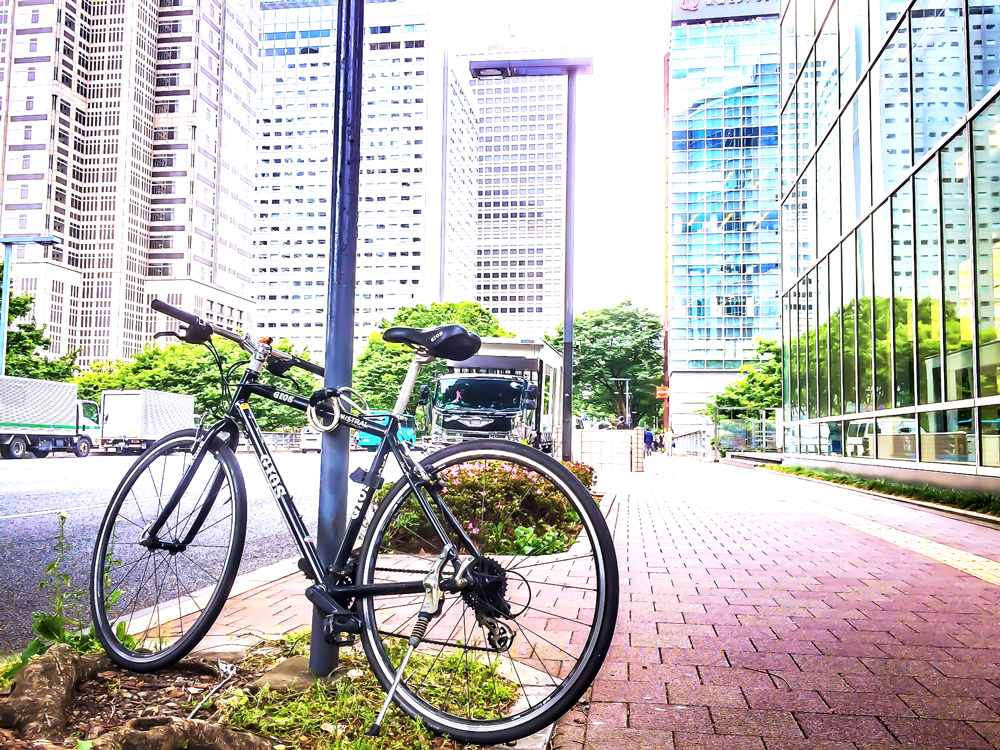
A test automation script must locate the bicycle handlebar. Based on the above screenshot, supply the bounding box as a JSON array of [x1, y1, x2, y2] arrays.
[[151, 299, 324, 377]]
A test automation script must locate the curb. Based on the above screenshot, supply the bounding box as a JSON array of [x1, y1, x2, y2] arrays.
[[756, 465, 1000, 533]]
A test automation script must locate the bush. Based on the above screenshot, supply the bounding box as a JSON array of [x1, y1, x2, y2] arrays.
[[379, 458, 597, 555]]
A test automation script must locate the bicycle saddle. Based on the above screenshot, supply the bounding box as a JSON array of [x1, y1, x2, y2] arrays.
[[382, 324, 482, 361]]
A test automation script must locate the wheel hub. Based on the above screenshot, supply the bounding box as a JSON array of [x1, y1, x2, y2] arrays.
[[460, 557, 511, 619]]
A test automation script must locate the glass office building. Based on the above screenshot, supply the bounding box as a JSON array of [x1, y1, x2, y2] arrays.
[[780, 0, 1000, 475], [667, 14, 781, 433]]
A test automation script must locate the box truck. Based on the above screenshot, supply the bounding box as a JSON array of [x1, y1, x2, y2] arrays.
[[0, 375, 100, 458], [99, 390, 195, 454]]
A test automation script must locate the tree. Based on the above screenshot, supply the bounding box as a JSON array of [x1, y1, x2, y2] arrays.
[[73, 337, 317, 431], [548, 302, 664, 424], [353, 302, 513, 415], [703, 339, 781, 418], [1, 263, 77, 381]]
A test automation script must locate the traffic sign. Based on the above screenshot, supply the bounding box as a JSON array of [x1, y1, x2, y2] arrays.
[[656, 386, 669, 399]]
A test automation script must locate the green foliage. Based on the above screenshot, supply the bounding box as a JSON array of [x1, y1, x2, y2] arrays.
[[499, 525, 571, 555], [383, 459, 594, 554], [1, 512, 109, 685], [73, 337, 318, 430], [353, 302, 513, 416], [703, 339, 781, 419], [1, 262, 77, 381], [547, 302, 664, 424], [220, 647, 516, 749], [769, 465, 1000, 517]]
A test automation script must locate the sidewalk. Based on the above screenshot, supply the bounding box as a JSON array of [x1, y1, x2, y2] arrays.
[[197, 455, 1000, 748], [557, 456, 1000, 750]]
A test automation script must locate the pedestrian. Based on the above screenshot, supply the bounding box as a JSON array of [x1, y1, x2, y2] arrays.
[[643, 428, 654, 456], [665, 427, 675, 456]]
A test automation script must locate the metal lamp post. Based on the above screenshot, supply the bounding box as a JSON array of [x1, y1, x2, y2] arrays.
[[469, 58, 593, 462], [0, 235, 62, 377]]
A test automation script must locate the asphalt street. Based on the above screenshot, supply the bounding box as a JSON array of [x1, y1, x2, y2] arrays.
[[0, 446, 401, 652]]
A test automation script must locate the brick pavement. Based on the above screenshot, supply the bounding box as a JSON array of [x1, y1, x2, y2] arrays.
[[197, 454, 1000, 748], [553, 456, 1000, 750]]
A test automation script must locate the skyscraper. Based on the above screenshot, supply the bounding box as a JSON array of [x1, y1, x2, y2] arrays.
[[781, 0, 1000, 483], [665, 1, 781, 435], [253, 0, 480, 358], [467, 62, 567, 339], [0, 0, 259, 365]]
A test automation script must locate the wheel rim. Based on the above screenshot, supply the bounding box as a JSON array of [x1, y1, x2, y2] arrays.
[[93, 436, 238, 662], [12, 440, 25, 458], [361, 447, 609, 733]]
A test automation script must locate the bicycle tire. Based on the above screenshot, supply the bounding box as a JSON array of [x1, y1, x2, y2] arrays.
[[90, 429, 247, 672], [357, 439, 618, 744]]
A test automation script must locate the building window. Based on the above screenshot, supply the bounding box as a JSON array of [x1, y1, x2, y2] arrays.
[[27, 67, 35, 82], [21, 155, 29, 169], [19, 185, 28, 199], [18, 214, 27, 229]]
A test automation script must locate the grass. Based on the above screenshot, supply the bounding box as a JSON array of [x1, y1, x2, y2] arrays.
[[217, 637, 517, 750], [767, 464, 1000, 518]]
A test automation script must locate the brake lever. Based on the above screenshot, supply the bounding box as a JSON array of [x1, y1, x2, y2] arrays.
[[154, 330, 179, 340]]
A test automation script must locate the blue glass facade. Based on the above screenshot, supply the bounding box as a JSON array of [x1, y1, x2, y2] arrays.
[[668, 18, 781, 374]]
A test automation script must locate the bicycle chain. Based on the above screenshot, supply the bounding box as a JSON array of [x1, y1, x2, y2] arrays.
[[376, 629, 500, 653]]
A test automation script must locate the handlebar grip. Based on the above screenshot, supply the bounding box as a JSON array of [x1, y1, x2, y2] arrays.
[[151, 298, 199, 326]]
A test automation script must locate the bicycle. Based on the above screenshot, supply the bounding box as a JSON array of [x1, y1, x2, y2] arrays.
[[89, 299, 619, 744]]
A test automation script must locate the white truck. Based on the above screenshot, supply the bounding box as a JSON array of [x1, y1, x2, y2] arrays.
[[0, 375, 101, 459], [100, 390, 195, 454], [420, 337, 563, 452]]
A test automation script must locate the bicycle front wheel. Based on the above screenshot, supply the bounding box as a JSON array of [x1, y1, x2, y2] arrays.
[[358, 440, 618, 744], [90, 429, 247, 671]]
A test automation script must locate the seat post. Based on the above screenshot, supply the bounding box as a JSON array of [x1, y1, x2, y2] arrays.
[[393, 350, 434, 416]]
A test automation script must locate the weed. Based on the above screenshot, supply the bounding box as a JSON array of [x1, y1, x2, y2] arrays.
[[221, 647, 515, 749], [1, 512, 130, 685]]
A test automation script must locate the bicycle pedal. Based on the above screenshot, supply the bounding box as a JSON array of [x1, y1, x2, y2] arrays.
[[297, 557, 315, 580], [323, 613, 361, 645]]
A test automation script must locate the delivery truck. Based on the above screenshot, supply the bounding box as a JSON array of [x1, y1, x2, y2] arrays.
[[421, 337, 562, 451], [0, 375, 100, 458], [99, 389, 195, 454]]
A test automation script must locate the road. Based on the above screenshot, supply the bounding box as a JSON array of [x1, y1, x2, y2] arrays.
[[0, 447, 402, 652]]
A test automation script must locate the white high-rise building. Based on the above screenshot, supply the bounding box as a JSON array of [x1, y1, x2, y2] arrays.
[[253, 0, 480, 358], [0, 0, 259, 365], [466, 62, 567, 339]]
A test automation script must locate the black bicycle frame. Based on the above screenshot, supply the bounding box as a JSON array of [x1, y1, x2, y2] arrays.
[[145, 367, 480, 613]]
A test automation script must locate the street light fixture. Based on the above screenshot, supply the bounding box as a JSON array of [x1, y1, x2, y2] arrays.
[[609, 377, 631, 428], [469, 57, 593, 461], [0, 235, 62, 377]]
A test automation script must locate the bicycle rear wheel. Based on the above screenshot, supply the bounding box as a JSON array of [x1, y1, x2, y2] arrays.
[[358, 440, 618, 744], [90, 429, 247, 671]]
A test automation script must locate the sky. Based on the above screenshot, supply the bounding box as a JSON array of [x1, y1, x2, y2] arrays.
[[440, 0, 671, 318]]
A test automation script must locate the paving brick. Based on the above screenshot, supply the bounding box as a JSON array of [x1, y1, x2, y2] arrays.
[[584, 726, 675, 750], [743, 688, 829, 712], [794, 713, 898, 744], [629, 703, 712, 733], [668, 683, 747, 708], [898, 693, 1000, 721], [673, 732, 765, 749], [586, 702, 627, 729], [709, 707, 804, 738], [820, 691, 914, 717], [880, 716, 992, 748]]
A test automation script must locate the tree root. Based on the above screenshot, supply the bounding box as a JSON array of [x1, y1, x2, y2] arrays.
[[0, 643, 111, 741], [0, 645, 273, 749], [91, 716, 274, 750]]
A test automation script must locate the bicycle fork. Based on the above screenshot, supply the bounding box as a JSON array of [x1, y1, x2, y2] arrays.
[[367, 544, 460, 737]]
